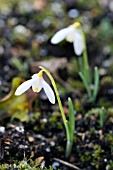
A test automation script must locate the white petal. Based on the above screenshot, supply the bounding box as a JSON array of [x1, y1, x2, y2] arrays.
[[51, 27, 69, 44], [32, 77, 43, 92], [73, 30, 84, 55], [42, 79, 55, 104], [66, 25, 75, 42], [31, 73, 37, 79], [15, 79, 33, 96]]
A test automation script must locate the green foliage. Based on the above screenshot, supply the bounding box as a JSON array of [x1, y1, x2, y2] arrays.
[[93, 145, 104, 158], [0, 159, 54, 170], [68, 98, 75, 142], [79, 58, 99, 103], [0, 164, 8, 170], [65, 97, 75, 158], [104, 134, 113, 144], [29, 112, 41, 123], [97, 18, 113, 54], [93, 67, 99, 101], [78, 27, 99, 103], [0, 0, 32, 13], [49, 112, 63, 129], [92, 145, 104, 169], [77, 0, 100, 8], [98, 18, 113, 41], [86, 107, 106, 128], [80, 152, 92, 163], [40, 67, 75, 158], [11, 58, 29, 78], [68, 79, 85, 89], [107, 161, 113, 170]]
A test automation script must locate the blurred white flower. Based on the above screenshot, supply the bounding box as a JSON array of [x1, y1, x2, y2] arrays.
[[15, 71, 55, 104], [51, 22, 84, 55]]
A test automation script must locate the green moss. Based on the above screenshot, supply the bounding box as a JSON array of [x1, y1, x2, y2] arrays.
[[100, 76, 113, 85], [89, 128, 95, 135], [87, 108, 101, 116], [68, 58, 79, 75], [0, 159, 55, 170], [107, 161, 113, 170], [108, 108, 113, 116], [99, 98, 112, 108], [0, 164, 8, 170], [92, 145, 104, 169], [68, 79, 85, 89], [80, 152, 92, 162], [30, 112, 41, 123], [93, 145, 104, 158], [104, 134, 113, 144], [74, 99, 82, 112], [49, 112, 63, 129]]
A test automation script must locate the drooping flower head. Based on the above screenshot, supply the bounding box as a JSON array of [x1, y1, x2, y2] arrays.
[[51, 22, 84, 56], [15, 70, 55, 104]]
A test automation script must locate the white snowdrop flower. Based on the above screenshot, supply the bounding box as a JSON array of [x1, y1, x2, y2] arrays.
[[15, 71, 55, 104], [51, 22, 84, 55]]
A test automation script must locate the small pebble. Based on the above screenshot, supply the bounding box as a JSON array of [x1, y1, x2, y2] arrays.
[[41, 142, 45, 146], [13, 25, 30, 36], [41, 118, 47, 123], [68, 9, 79, 18], [104, 158, 108, 162], [15, 126, 24, 133], [0, 126, 5, 133], [19, 145, 28, 149], [45, 147, 51, 152], [4, 146, 10, 150], [52, 161, 60, 170], [28, 136, 35, 142], [50, 141, 55, 146]]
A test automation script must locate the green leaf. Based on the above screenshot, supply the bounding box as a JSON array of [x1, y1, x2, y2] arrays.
[[79, 72, 92, 100], [93, 66, 99, 102], [68, 97, 75, 141]]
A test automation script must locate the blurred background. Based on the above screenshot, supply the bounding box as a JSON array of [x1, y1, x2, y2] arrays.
[[0, 0, 113, 100]]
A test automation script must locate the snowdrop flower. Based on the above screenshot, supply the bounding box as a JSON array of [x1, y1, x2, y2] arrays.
[[15, 71, 55, 104], [51, 22, 84, 55]]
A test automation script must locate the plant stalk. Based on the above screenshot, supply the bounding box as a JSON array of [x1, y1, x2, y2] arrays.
[[40, 66, 72, 158]]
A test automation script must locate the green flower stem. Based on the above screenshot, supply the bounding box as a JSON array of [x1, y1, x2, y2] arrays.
[[80, 28, 91, 85], [40, 66, 71, 158], [81, 28, 89, 70]]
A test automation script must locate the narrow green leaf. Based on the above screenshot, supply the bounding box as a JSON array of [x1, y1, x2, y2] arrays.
[[68, 97, 75, 141], [79, 72, 92, 100], [93, 66, 99, 102]]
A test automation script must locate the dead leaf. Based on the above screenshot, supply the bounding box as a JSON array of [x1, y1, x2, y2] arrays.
[[0, 77, 37, 121], [30, 58, 67, 75], [30, 58, 77, 93]]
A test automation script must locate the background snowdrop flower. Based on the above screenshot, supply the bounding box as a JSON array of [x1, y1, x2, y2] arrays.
[[51, 22, 84, 56], [15, 71, 55, 104]]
